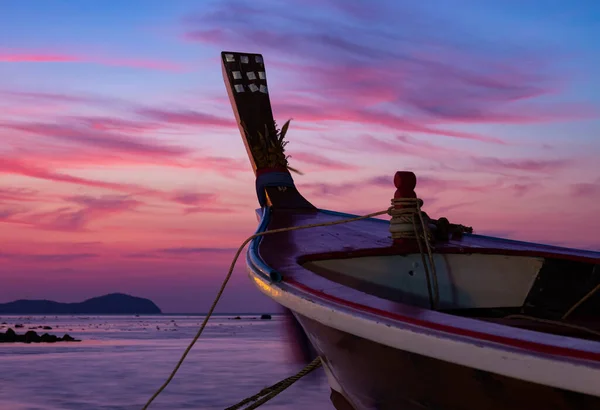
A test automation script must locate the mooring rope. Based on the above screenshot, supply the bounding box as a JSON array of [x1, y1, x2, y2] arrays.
[[502, 277, 600, 338], [225, 357, 323, 410], [141, 207, 402, 409], [562, 282, 600, 320], [140, 196, 599, 409]]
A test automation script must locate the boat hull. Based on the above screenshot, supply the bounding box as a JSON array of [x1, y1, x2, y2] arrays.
[[220, 50, 600, 409], [295, 313, 600, 410]]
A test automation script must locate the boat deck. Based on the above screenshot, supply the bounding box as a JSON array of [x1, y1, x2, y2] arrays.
[[254, 207, 600, 363], [296, 209, 600, 264]]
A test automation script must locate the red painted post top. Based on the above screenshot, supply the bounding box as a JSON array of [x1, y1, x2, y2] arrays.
[[393, 171, 417, 202]]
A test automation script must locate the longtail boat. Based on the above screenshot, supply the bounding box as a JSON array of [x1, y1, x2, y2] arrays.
[[221, 51, 600, 410]]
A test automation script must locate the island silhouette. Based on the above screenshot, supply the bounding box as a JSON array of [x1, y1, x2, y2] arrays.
[[0, 293, 161, 314]]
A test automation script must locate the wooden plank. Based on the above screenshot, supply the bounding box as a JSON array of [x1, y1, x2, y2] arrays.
[[221, 51, 314, 209], [221, 51, 275, 173]]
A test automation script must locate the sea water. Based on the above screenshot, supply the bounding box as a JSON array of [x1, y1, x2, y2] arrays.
[[0, 315, 334, 410]]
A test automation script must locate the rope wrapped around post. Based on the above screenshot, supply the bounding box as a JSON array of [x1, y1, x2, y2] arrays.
[[388, 198, 431, 241], [388, 171, 440, 310]]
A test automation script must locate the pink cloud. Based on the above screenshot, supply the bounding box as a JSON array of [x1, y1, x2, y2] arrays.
[[4, 139, 247, 177], [300, 173, 498, 199], [0, 90, 131, 116], [124, 247, 237, 260], [0, 158, 144, 192], [290, 152, 359, 171], [7, 146, 184, 170], [571, 179, 600, 198], [0, 207, 28, 221], [297, 181, 354, 197], [296, 137, 556, 197], [0, 187, 39, 202], [171, 192, 217, 206], [511, 183, 537, 197], [0, 53, 78, 63], [0, 90, 105, 104], [273, 98, 502, 143], [71, 116, 163, 134], [2, 121, 191, 158], [12, 195, 143, 232], [184, 29, 230, 44], [279, 61, 557, 126], [0, 91, 127, 120], [0, 158, 172, 203], [340, 134, 467, 158], [182, 0, 595, 139], [184, 155, 250, 177], [0, 252, 99, 262], [432, 201, 479, 215], [0, 157, 236, 230], [299, 174, 401, 197], [169, 191, 235, 214], [470, 157, 572, 173], [181, 206, 234, 215], [1, 113, 250, 177], [0, 151, 247, 216], [0, 50, 185, 72], [137, 108, 234, 128], [0, 90, 262, 179]]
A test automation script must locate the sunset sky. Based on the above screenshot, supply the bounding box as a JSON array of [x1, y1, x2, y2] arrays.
[[1, 0, 599, 313]]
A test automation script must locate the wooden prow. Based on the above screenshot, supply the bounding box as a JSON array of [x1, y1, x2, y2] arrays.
[[221, 51, 314, 209]]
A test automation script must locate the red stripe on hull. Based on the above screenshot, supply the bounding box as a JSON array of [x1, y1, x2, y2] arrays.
[[285, 278, 600, 363], [296, 314, 600, 410]]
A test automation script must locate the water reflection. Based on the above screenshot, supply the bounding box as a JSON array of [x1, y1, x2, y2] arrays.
[[0, 315, 333, 410]]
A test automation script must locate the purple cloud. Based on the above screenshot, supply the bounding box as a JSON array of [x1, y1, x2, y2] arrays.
[[181, 0, 594, 140]]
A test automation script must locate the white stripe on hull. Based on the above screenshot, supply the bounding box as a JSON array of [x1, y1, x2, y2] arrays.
[[248, 269, 600, 398]]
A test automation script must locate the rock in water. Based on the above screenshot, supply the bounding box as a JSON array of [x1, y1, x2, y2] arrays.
[[260, 314, 272, 320], [1, 328, 17, 342], [24, 330, 40, 343], [0, 328, 81, 343]]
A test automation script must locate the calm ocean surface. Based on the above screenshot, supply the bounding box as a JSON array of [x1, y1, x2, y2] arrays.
[[0, 315, 334, 410]]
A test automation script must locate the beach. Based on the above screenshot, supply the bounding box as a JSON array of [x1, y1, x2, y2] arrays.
[[0, 315, 334, 410]]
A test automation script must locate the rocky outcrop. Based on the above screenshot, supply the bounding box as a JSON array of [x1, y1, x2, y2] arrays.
[[0, 293, 161, 314], [0, 328, 81, 343]]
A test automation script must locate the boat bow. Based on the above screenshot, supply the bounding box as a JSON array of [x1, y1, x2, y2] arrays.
[[221, 50, 600, 410]]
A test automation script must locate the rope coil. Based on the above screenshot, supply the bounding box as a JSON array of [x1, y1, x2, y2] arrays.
[[388, 198, 431, 239], [388, 198, 439, 309]]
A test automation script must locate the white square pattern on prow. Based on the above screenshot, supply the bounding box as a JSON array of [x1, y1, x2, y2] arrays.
[[223, 53, 268, 94]]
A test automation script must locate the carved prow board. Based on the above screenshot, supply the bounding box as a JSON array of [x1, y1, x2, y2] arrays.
[[221, 51, 314, 209], [221, 51, 275, 173]]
